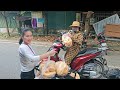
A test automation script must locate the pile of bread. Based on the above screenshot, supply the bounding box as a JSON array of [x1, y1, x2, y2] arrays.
[[36, 60, 80, 79], [62, 33, 73, 47]]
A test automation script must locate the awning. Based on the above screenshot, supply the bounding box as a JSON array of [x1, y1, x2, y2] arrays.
[[16, 16, 31, 21]]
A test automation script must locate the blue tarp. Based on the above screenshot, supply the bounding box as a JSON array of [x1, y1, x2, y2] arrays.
[[37, 18, 45, 24], [93, 14, 120, 35]]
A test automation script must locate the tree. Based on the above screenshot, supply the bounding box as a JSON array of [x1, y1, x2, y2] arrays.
[[84, 11, 94, 35], [0, 11, 10, 36]]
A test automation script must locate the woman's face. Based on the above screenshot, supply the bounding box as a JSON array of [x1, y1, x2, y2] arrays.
[[71, 26, 79, 31], [22, 31, 33, 45]]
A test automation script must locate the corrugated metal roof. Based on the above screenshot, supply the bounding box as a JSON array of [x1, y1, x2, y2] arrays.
[[16, 16, 31, 21]]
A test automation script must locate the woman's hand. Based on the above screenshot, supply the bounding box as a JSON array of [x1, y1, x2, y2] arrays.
[[48, 50, 57, 56], [40, 50, 57, 61], [67, 32, 72, 38]]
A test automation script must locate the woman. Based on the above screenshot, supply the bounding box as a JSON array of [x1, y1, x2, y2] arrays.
[[64, 21, 83, 65], [18, 28, 57, 79]]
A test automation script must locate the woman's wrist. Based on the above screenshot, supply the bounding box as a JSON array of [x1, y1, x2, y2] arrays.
[[47, 51, 51, 56]]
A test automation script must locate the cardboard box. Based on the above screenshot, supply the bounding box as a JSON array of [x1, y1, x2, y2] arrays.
[[105, 24, 120, 38]]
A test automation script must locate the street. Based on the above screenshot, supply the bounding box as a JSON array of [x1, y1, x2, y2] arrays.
[[0, 40, 120, 79]]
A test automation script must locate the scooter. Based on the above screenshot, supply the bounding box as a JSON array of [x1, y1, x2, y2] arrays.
[[81, 30, 87, 49], [97, 32, 109, 55], [35, 31, 108, 79], [46, 32, 108, 79]]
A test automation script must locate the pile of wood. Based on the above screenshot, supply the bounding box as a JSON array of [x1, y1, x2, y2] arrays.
[[104, 24, 120, 38]]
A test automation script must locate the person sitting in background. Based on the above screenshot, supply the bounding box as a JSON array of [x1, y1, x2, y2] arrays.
[[64, 21, 83, 65]]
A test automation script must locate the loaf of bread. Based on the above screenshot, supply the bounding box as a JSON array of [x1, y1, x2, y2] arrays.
[[69, 72, 80, 79], [55, 61, 69, 76], [40, 60, 56, 79]]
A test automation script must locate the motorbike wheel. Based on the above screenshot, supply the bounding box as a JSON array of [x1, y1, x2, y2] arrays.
[[105, 50, 107, 55], [82, 60, 104, 79]]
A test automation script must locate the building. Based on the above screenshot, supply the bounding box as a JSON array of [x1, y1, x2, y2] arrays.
[[0, 11, 19, 33], [0, 11, 117, 35]]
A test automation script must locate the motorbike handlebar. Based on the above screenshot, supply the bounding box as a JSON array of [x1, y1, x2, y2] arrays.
[[47, 39, 65, 53]]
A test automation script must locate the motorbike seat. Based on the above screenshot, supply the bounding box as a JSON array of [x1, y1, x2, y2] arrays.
[[77, 49, 87, 55], [76, 48, 101, 57]]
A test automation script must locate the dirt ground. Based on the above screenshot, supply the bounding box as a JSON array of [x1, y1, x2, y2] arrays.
[[0, 33, 120, 51]]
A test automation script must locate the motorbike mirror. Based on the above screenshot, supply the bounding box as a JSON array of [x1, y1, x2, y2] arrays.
[[84, 30, 87, 32], [69, 29, 78, 34], [60, 31, 67, 35], [84, 30, 87, 34]]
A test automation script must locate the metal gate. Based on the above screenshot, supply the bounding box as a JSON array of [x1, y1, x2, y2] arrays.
[[46, 11, 76, 34], [94, 11, 114, 23]]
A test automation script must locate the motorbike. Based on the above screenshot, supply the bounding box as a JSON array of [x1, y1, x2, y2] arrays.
[[97, 32, 109, 55], [35, 31, 108, 79], [81, 30, 88, 48]]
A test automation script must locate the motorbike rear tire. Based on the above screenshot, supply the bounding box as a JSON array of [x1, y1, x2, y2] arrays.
[[82, 60, 104, 79]]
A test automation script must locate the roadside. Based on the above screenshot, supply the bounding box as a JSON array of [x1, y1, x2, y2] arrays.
[[0, 35, 120, 51], [1, 34, 119, 49], [0, 33, 55, 46]]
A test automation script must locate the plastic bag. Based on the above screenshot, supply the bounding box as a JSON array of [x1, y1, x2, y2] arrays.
[[35, 56, 70, 79], [40, 56, 56, 79]]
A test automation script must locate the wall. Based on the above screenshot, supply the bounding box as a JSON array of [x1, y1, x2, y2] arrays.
[[46, 11, 76, 32]]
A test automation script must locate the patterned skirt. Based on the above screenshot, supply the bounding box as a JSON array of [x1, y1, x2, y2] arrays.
[[64, 43, 80, 65]]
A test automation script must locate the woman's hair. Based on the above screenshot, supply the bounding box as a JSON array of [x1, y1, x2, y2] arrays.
[[19, 28, 32, 45]]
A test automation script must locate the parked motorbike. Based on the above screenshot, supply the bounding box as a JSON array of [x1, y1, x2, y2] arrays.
[[35, 31, 108, 79], [97, 32, 109, 55], [80, 30, 87, 49]]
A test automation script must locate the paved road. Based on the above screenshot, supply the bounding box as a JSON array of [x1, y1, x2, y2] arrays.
[[0, 40, 119, 79], [0, 40, 57, 79]]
